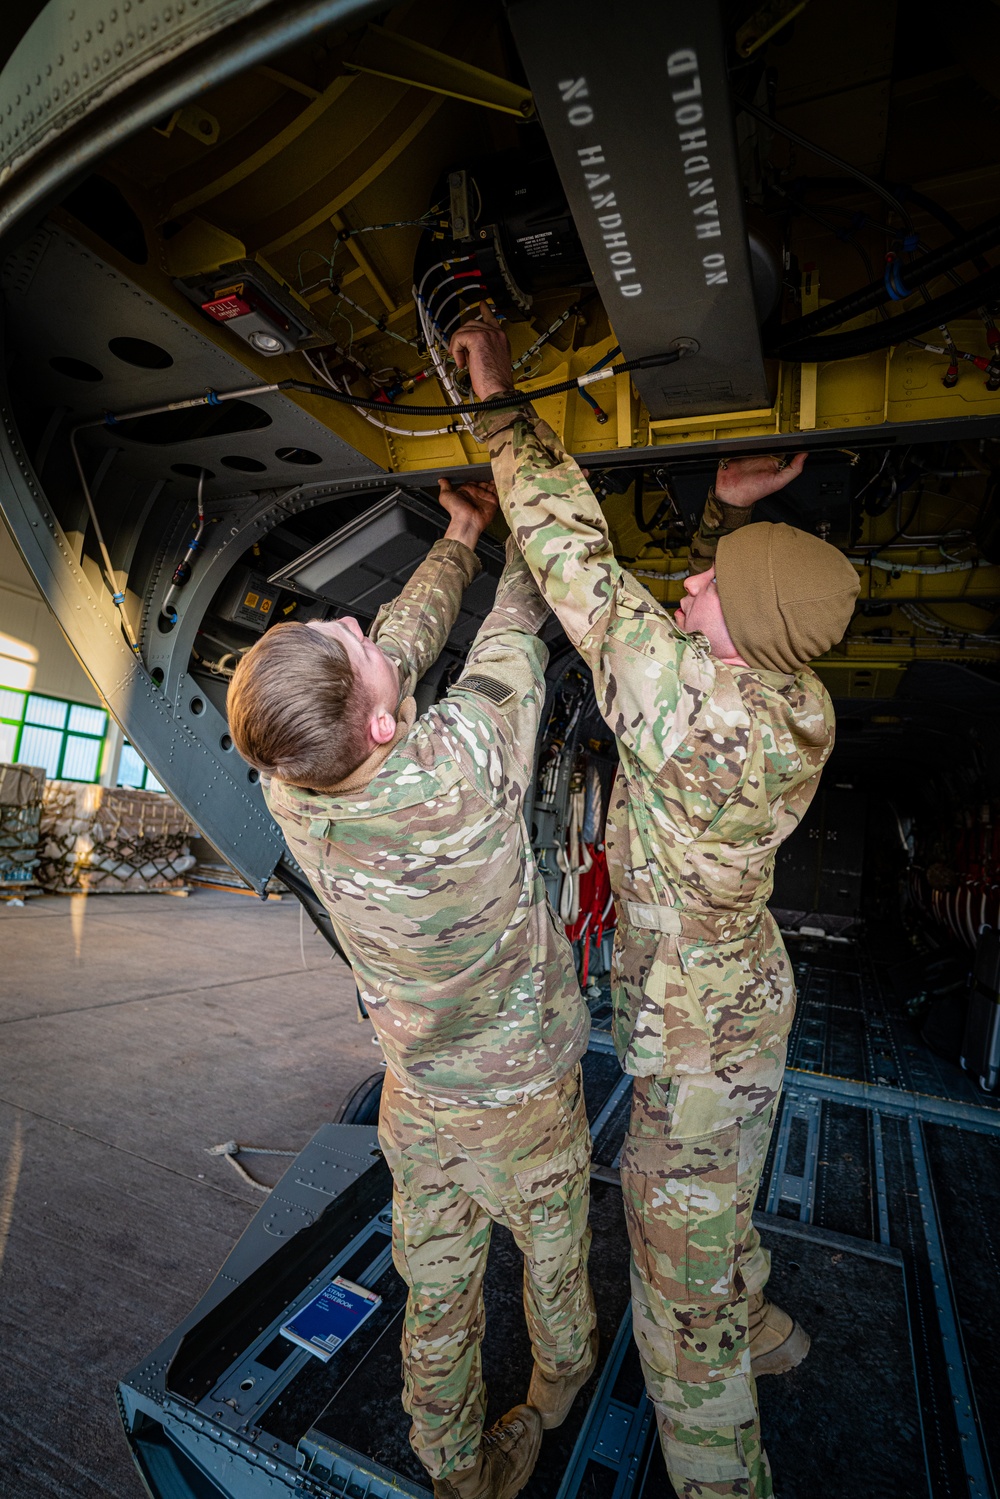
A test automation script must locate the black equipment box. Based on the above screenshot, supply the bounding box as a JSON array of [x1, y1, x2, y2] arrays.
[[115, 1048, 939, 1498], [961, 927, 1000, 1092], [216, 567, 281, 632], [268, 488, 505, 652], [770, 787, 867, 936]]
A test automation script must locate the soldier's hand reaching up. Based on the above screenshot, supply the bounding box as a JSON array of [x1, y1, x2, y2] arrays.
[[715, 451, 808, 508], [450, 302, 515, 401], [438, 476, 499, 549]]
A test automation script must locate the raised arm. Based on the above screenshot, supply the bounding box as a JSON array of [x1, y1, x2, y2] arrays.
[[689, 452, 807, 572], [371, 480, 498, 697], [451, 306, 671, 656], [444, 524, 552, 807], [449, 306, 810, 770]]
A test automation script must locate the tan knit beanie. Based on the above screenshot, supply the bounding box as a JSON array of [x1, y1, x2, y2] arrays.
[[715, 522, 860, 673]]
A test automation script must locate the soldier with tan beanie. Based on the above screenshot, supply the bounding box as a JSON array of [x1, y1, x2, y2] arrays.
[[450, 304, 859, 1499], [689, 456, 861, 674]]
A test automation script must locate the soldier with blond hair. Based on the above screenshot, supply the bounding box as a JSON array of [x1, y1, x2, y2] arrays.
[[228, 480, 597, 1499]]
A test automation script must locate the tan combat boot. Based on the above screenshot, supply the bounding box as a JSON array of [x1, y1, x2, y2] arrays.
[[748, 1290, 811, 1376], [527, 1327, 600, 1429], [432, 1405, 543, 1499]]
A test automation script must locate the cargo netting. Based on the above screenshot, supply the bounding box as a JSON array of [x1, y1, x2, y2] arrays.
[[0, 761, 45, 893], [38, 782, 196, 893]]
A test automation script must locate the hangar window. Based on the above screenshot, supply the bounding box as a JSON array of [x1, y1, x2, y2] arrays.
[[0, 690, 108, 782], [117, 741, 165, 793]]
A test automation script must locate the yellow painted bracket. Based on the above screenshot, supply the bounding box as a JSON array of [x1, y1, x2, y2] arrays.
[[346, 24, 535, 118], [736, 0, 811, 57], [330, 210, 396, 314], [798, 267, 819, 431], [153, 104, 220, 146]]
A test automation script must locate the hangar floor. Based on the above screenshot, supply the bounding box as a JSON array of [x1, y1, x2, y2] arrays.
[[4, 896, 1000, 1499], [0, 889, 374, 1499]]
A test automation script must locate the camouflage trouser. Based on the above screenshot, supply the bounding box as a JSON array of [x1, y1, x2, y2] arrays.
[[620, 1043, 788, 1499], [378, 1063, 596, 1482]]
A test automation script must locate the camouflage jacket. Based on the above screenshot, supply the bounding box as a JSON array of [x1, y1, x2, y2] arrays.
[[265, 537, 590, 1105], [479, 408, 836, 1079]]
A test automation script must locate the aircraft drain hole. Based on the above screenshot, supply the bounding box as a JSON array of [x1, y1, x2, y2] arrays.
[[220, 734, 233, 752], [190, 697, 205, 716], [248, 768, 260, 783], [171, 463, 215, 479], [49, 356, 102, 382], [275, 446, 322, 466], [108, 336, 173, 369], [221, 454, 267, 473]]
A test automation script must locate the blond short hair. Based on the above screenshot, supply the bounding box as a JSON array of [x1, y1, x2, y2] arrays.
[[228, 623, 371, 789]]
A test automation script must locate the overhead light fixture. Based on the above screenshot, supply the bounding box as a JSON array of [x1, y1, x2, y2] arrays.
[[177, 259, 329, 358], [248, 330, 284, 354]]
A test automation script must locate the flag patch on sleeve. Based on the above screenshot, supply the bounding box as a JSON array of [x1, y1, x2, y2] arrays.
[[460, 674, 515, 706]]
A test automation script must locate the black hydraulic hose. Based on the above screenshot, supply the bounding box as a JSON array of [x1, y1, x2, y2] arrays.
[[897, 187, 992, 276], [781, 176, 992, 276], [633, 470, 649, 534], [736, 97, 913, 234], [772, 263, 1000, 362], [770, 213, 1000, 350], [279, 348, 684, 416]]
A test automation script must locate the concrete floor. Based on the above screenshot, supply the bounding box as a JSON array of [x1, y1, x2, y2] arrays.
[[0, 889, 377, 1499]]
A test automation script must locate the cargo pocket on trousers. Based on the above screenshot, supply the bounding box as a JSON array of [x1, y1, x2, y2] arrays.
[[620, 1126, 743, 1381], [513, 1136, 591, 1285], [660, 1429, 751, 1484]]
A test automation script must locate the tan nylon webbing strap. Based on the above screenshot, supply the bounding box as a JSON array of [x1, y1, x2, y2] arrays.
[[624, 901, 683, 935]]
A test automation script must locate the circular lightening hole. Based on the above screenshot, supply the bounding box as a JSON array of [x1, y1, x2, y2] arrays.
[[108, 336, 173, 369], [220, 734, 233, 752], [49, 356, 102, 382], [171, 463, 215, 480], [190, 696, 205, 716], [220, 455, 267, 473], [247, 768, 260, 783], [275, 446, 322, 466]]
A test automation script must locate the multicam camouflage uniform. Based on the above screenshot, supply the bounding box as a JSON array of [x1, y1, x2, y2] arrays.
[[264, 536, 595, 1481], [479, 408, 836, 1499]]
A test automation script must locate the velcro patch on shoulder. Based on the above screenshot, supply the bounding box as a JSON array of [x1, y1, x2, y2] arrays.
[[460, 673, 516, 707]]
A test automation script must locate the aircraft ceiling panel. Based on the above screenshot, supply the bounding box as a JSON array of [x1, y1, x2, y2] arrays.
[[2, 227, 384, 497]]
